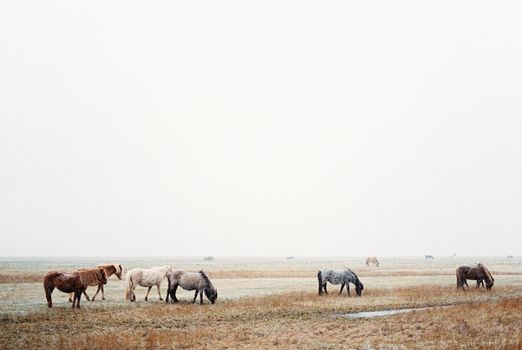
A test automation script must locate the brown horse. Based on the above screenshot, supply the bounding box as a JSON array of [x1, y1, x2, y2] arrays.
[[44, 268, 107, 308], [68, 264, 123, 302], [456, 263, 494, 290]]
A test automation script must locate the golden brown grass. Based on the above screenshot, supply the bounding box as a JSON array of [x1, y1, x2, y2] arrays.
[[0, 273, 44, 284], [2, 269, 520, 283], [1, 285, 521, 349]]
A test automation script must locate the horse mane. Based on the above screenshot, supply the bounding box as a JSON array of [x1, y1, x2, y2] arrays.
[[345, 268, 361, 285], [480, 264, 494, 283], [199, 270, 214, 289], [98, 264, 116, 276]]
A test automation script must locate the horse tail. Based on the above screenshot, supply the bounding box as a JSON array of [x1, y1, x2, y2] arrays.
[[456, 267, 462, 289], [44, 271, 59, 290], [317, 271, 323, 295], [125, 270, 133, 301]]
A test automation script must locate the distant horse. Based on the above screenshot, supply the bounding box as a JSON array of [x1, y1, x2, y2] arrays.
[[69, 264, 123, 302], [456, 263, 494, 290], [166, 270, 218, 304], [317, 268, 364, 296], [366, 256, 379, 267], [204, 256, 214, 262], [425, 255, 434, 261], [44, 267, 107, 308], [125, 266, 171, 302]]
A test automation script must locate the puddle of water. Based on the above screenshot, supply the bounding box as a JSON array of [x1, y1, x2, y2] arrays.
[[341, 306, 448, 319]]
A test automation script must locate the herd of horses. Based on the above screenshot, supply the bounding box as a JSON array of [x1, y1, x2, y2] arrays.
[[43, 261, 495, 309]]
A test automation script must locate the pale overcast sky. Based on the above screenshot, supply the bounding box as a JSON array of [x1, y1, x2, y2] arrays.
[[1, 1, 521, 257]]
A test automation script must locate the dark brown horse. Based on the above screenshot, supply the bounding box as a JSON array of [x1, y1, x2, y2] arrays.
[[456, 263, 494, 290], [44, 268, 107, 308]]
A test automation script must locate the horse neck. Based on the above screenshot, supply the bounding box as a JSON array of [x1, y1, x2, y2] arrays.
[[481, 266, 493, 282], [101, 265, 116, 277], [346, 270, 360, 285], [199, 272, 214, 290], [157, 266, 170, 276]]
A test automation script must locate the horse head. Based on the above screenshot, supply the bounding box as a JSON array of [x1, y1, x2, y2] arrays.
[[355, 281, 364, 296], [96, 267, 108, 285], [205, 287, 218, 304], [115, 264, 123, 280], [480, 264, 494, 290]]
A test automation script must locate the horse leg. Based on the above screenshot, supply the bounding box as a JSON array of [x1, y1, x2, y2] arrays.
[[193, 290, 199, 304], [68, 292, 73, 303], [45, 285, 54, 308], [347, 284, 351, 296], [324, 284, 328, 294], [83, 290, 91, 302], [92, 285, 101, 301], [339, 284, 344, 294], [200, 289, 204, 305], [76, 290, 83, 308], [156, 284, 163, 301], [101, 285, 105, 300], [72, 291, 79, 308], [170, 285, 179, 303], [145, 286, 152, 301], [131, 284, 137, 302]]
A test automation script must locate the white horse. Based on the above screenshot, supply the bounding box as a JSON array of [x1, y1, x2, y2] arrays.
[[125, 266, 171, 302]]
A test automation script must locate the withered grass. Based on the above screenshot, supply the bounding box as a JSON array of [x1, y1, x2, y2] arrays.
[[1, 285, 521, 349]]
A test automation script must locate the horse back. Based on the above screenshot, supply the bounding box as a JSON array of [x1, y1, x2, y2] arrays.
[[76, 268, 105, 287], [173, 271, 205, 290], [44, 271, 83, 293]]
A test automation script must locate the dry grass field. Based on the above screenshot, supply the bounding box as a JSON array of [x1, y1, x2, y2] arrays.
[[0, 257, 521, 349]]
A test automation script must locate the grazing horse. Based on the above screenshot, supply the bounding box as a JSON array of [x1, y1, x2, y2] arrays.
[[44, 268, 107, 308], [317, 268, 364, 296], [69, 264, 123, 302], [166, 270, 218, 304], [366, 256, 379, 267], [425, 255, 434, 261], [125, 266, 171, 302], [456, 263, 494, 290]]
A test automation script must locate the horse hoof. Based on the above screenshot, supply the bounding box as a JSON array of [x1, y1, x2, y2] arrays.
[[159, 298, 163, 301]]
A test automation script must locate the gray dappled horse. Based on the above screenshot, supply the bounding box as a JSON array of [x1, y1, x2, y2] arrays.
[[317, 268, 364, 296], [166, 270, 218, 304]]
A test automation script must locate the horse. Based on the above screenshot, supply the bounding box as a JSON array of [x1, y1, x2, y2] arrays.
[[456, 263, 494, 290], [125, 266, 171, 302], [366, 256, 379, 267], [166, 270, 218, 304], [44, 267, 107, 308], [425, 255, 434, 261], [68, 264, 123, 302], [317, 268, 364, 296]]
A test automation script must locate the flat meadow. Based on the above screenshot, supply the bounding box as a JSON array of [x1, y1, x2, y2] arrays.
[[0, 256, 521, 349]]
